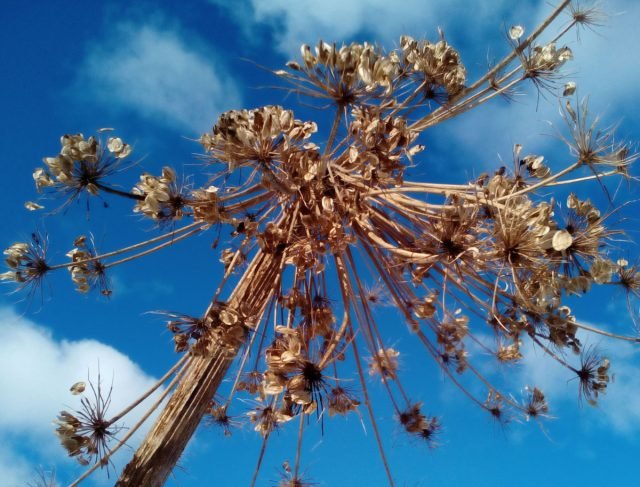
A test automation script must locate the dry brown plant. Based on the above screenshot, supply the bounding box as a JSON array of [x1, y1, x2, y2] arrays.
[[6, 1, 640, 486]]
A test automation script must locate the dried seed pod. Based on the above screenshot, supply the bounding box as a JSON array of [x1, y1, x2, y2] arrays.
[[70, 382, 86, 395]]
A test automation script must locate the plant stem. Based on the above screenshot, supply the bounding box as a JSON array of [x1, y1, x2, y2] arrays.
[[108, 354, 189, 426], [95, 182, 145, 201], [104, 226, 205, 268], [48, 222, 203, 271], [114, 251, 283, 486]]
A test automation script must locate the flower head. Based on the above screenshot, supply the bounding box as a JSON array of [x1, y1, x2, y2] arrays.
[[54, 375, 120, 467], [2, 233, 50, 296]]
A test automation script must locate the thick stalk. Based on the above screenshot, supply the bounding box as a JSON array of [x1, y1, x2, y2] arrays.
[[115, 250, 282, 486]]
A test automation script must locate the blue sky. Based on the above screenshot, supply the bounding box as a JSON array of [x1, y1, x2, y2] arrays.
[[1, 1, 640, 486]]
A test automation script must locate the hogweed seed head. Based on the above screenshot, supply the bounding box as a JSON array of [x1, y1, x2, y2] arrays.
[[6, 4, 640, 485]]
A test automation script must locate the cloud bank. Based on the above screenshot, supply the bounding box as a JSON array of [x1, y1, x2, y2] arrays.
[[518, 332, 640, 435], [78, 19, 241, 134], [0, 307, 162, 485], [215, 0, 534, 58]]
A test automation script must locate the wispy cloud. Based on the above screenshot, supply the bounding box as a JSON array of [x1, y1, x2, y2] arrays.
[[598, 342, 640, 435], [77, 19, 241, 134], [517, 329, 640, 435], [463, 324, 640, 436], [0, 444, 32, 487], [214, 0, 536, 58], [109, 273, 175, 301], [0, 307, 162, 485], [569, 1, 640, 124]]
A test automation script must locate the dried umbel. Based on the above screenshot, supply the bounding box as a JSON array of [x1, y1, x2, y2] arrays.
[[523, 386, 550, 421], [400, 33, 467, 99], [282, 41, 399, 102], [1, 233, 49, 293], [33, 132, 133, 206], [398, 402, 441, 446], [207, 402, 241, 437], [327, 386, 360, 417], [66, 235, 111, 296], [54, 378, 120, 468], [369, 348, 401, 379], [132, 166, 189, 221], [5, 2, 640, 486]]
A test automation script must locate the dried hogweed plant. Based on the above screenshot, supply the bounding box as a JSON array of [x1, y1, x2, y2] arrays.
[[6, 2, 640, 486]]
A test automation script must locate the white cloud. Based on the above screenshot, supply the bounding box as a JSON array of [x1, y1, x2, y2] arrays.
[[599, 342, 640, 434], [466, 324, 640, 436], [78, 20, 241, 134], [518, 330, 640, 435], [0, 307, 163, 485], [570, 0, 640, 121], [217, 0, 536, 58], [462, 0, 640, 159], [0, 445, 33, 487], [437, 0, 640, 173]]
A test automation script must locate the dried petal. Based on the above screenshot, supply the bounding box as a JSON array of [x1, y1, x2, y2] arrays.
[[509, 25, 525, 40], [552, 230, 573, 251], [24, 201, 44, 211], [563, 81, 577, 96], [70, 382, 86, 395]]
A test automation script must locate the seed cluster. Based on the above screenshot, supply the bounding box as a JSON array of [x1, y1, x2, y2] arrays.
[[53, 380, 118, 468], [33, 133, 131, 200]]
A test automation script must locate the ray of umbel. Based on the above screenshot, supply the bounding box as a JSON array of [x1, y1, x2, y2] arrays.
[[5, 2, 640, 486]]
